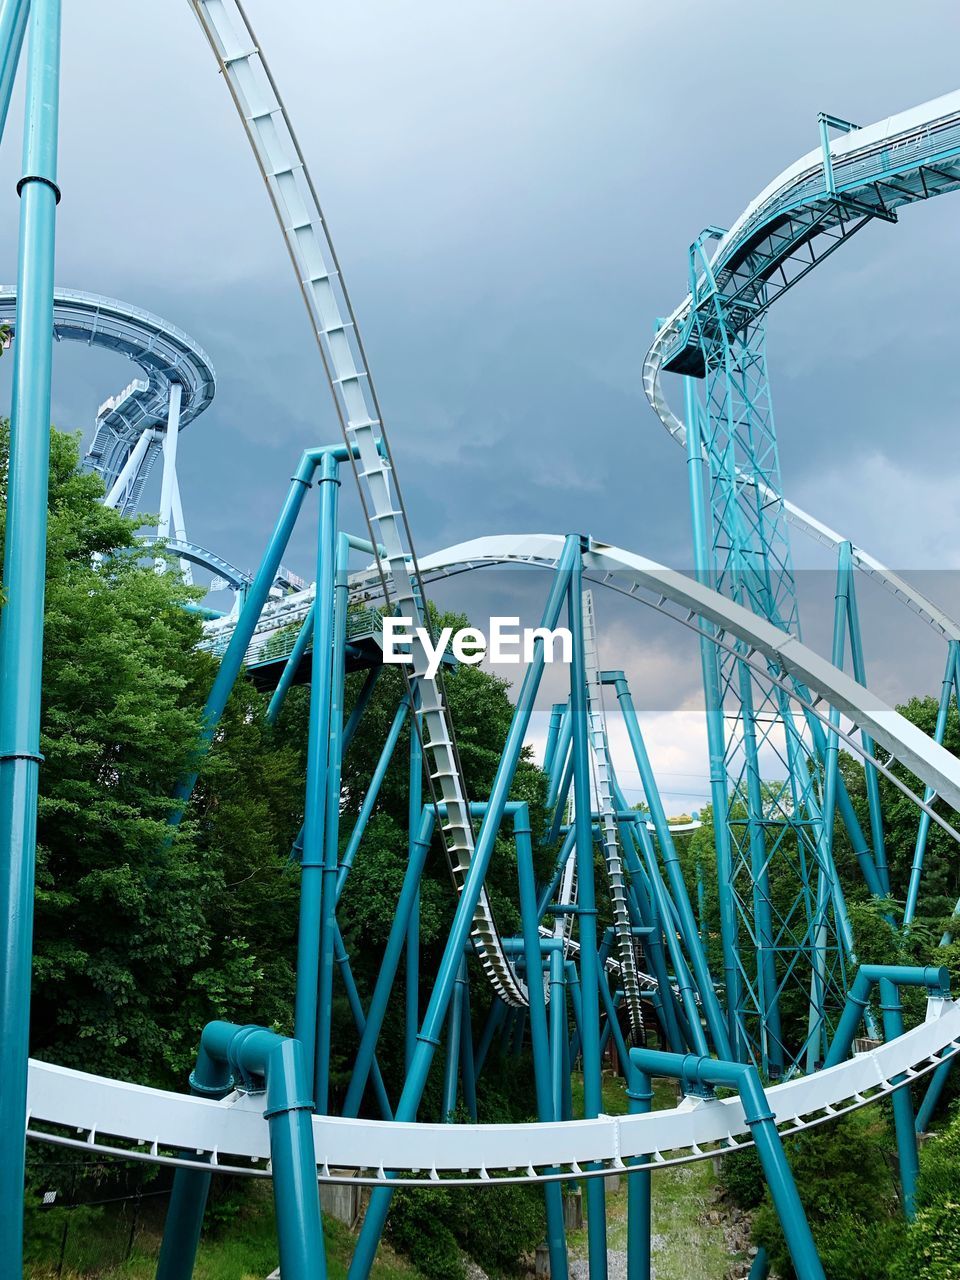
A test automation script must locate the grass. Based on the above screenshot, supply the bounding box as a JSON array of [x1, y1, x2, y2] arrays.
[[25, 1182, 424, 1280], [565, 1071, 749, 1279]]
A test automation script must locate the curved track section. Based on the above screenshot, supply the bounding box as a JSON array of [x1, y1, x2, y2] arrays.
[[0, 287, 216, 511], [26, 534, 960, 1178], [643, 91, 960, 644], [189, 0, 527, 1008]]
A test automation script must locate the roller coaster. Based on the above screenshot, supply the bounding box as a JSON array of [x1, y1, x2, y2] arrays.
[[3, 2, 960, 1278]]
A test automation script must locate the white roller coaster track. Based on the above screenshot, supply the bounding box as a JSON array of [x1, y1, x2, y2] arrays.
[[188, 0, 527, 1007], [26, 535, 960, 1181], [643, 89, 960, 645]]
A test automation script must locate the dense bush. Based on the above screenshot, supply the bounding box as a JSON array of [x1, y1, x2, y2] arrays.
[[388, 1182, 544, 1279], [752, 1109, 897, 1279]]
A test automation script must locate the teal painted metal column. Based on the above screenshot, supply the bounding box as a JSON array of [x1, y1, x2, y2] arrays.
[[348, 536, 579, 1280], [0, 0, 29, 141], [906, 640, 957, 924], [266, 598, 316, 724], [625, 1059, 653, 1280], [155, 1047, 234, 1280], [683, 375, 741, 1056], [517, 810, 569, 1279], [315, 529, 351, 1112], [877, 977, 919, 1218], [160, 1023, 326, 1280], [406, 722, 422, 1072], [295, 451, 339, 1084], [631, 1049, 825, 1280], [568, 547, 608, 1277], [0, 1, 60, 1269], [442, 958, 466, 1120]]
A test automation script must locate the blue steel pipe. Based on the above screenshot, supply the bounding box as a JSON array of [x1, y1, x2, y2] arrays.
[[406, 721, 423, 1072], [459, 965, 478, 1122], [266, 599, 316, 724], [315, 531, 353, 1111], [342, 807, 436, 1117], [549, 946, 567, 1122], [543, 702, 566, 779], [294, 451, 339, 1085], [916, 1050, 958, 1134], [905, 641, 958, 924], [348, 536, 580, 1280], [336, 698, 409, 897], [683, 377, 741, 1055], [160, 1023, 325, 1280], [877, 978, 919, 1217], [631, 1049, 825, 1280], [0, 0, 29, 141], [626, 1059, 653, 1280], [0, 2, 60, 1269], [824, 965, 950, 1069], [475, 997, 507, 1075], [516, 806, 569, 1278], [156, 1041, 235, 1280], [331, 920, 392, 1119], [442, 958, 466, 1120], [568, 551, 608, 1277]]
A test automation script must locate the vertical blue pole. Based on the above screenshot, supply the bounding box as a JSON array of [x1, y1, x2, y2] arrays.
[[549, 947, 567, 1122], [459, 966, 477, 1121], [878, 977, 919, 1218], [314, 531, 350, 1112], [517, 813, 568, 1279], [626, 1059, 652, 1280], [0, 2, 60, 1270], [568, 549, 608, 1277], [406, 720, 422, 1073], [294, 452, 338, 1082], [906, 641, 957, 924], [441, 959, 465, 1120]]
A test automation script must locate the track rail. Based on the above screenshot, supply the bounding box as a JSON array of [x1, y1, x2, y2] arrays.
[[0, 286, 215, 509], [189, 0, 526, 1005], [643, 90, 960, 647], [26, 992, 960, 1185]]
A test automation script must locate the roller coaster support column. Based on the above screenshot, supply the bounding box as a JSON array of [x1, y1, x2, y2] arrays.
[[348, 535, 579, 1280], [631, 1049, 825, 1280], [315, 530, 353, 1111], [0, 1, 60, 1270], [569, 543, 608, 1276], [296, 451, 339, 1089], [155, 1038, 234, 1280], [342, 807, 435, 1117], [266, 599, 316, 724], [516, 805, 569, 1279], [0, 0, 28, 140], [156, 381, 182, 547], [684, 375, 741, 1056], [406, 721, 422, 1072], [442, 958, 466, 1120], [158, 1022, 325, 1280], [625, 1057, 653, 1280], [549, 946, 567, 1121], [607, 670, 731, 1061], [825, 965, 948, 1217], [906, 640, 959, 924]]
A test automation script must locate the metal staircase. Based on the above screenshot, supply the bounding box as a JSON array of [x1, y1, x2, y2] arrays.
[[190, 0, 526, 1006], [582, 590, 645, 1037]]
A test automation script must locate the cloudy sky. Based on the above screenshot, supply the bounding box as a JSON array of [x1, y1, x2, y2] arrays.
[[2, 0, 960, 809]]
